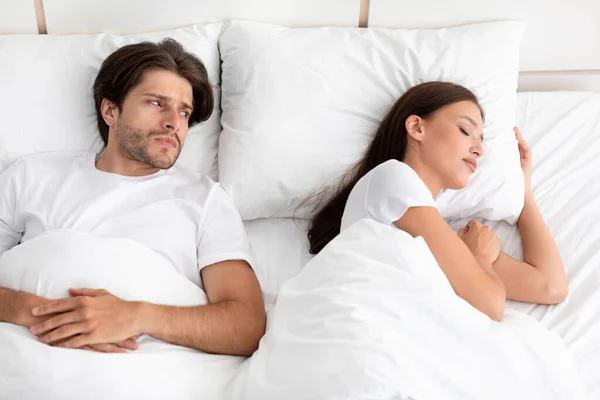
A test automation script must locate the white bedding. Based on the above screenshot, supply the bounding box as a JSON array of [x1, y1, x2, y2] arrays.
[[492, 91, 600, 397], [233, 219, 586, 399], [2, 91, 600, 398], [447, 91, 600, 398], [244, 218, 312, 307], [0, 230, 244, 400], [244, 91, 600, 398]]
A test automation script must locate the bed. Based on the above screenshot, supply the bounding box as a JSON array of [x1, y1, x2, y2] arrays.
[[1, 0, 600, 399]]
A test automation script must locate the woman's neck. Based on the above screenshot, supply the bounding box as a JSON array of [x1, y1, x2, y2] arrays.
[[402, 155, 443, 200]]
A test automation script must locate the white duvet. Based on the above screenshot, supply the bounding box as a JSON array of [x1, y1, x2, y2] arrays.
[[0, 230, 245, 400], [232, 219, 586, 400], [243, 91, 600, 399], [2, 220, 587, 400]]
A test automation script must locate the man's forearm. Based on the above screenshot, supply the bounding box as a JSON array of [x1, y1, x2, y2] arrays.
[[0, 287, 30, 325], [135, 299, 266, 356]]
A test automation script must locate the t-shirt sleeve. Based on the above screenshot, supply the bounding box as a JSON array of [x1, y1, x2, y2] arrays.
[[196, 184, 256, 271], [0, 160, 25, 255], [365, 160, 437, 226]]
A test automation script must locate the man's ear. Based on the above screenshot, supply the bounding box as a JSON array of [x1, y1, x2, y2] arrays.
[[100, 99, 119, 127], [405, 115, 425, 142]]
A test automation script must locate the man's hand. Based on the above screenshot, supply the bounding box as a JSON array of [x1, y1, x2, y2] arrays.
[[80, 337, 139, 353], [12, 290, 137, 353], [16, 292, 57, 329], [29, 288, 141, 350]]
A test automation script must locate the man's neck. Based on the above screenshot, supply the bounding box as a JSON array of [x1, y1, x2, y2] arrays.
[[95, 149, 160, 177]]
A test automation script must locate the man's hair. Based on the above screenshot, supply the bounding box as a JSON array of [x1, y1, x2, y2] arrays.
[[93, 38, 214, 146]]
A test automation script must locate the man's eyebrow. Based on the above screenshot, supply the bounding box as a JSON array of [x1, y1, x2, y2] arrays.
[[143, 93, 193, 112], [181, 101, 194, 112]]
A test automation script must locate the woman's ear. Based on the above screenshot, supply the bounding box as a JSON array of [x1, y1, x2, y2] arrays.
[[405, 115, 425, 142], [100, 98, 119, 127]]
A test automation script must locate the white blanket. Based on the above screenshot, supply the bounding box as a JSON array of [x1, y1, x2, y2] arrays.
[[231, 219, 586, 400], [242, 92, 600, 398], [0, 230, 245, 400]]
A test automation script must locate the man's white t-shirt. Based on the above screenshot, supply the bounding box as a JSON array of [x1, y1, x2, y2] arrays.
[[341, 160, 438, 231], [0, 151, 254, 290]]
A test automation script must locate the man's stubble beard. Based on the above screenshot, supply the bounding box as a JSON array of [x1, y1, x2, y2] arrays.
[[115, 117, 181, 170]]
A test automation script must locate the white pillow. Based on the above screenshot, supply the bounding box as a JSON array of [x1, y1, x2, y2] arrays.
[[0, 229, 207, 305], [0, 23, 222, 179], [243, 218, 312, 306], [0, 229, 246, 400], [219, 20, 526, 222]]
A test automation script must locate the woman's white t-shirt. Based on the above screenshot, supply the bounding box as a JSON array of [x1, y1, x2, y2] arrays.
[[341, 160, 438, 231]]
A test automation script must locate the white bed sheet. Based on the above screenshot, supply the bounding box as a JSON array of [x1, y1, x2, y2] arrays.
[[245, 91, 600, 398], [496, 91, 600, 397], [244, 218, 312, 307]]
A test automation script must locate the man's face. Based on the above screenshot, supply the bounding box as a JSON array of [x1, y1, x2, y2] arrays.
[[113, 68, 194, 170]]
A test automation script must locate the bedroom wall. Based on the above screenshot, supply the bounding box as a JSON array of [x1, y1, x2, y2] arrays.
[[0, 0, 38, 33], [1, 0, 599, 93], [368, 0, 600, 93]]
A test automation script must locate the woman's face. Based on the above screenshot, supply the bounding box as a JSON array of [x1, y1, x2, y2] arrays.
[[418, 100, 484, 190]]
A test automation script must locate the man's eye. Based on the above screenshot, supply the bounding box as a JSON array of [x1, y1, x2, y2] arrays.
[[150, 101, 160, 106]]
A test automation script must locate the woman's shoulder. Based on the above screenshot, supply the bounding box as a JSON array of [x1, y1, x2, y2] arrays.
[[342, 159, 436, 230], [369, 159, 425, 190], [367, 159, 437, 211]]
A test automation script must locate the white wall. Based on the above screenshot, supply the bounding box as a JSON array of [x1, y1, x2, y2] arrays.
[[0, 0, 38, 34], [369, 0, 600, 73], [43, 0, 361, 34]]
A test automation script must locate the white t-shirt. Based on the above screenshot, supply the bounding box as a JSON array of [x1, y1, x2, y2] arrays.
[[341, 160, 438, 231], [0, 151, 254, 290]]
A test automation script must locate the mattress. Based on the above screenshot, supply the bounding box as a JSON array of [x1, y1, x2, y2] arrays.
[[244, 91, 600, 398]]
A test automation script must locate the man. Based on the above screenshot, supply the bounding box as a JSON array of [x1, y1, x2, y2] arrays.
[[0, 39, 266, 356]]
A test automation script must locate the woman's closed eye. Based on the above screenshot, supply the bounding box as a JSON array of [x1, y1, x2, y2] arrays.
[[460, 127, 470, 136]]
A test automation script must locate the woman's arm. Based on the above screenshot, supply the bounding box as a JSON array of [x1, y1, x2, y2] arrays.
[[492, 193, 568, 304], [491, 128, 568, 304], [395, 207, 506, 321]]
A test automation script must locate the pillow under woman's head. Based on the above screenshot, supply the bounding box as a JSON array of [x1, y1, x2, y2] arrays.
[[218, 20, 526, 223]]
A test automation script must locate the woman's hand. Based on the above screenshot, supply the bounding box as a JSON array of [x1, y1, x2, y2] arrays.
[[514, 127, 532, 193], [458, 220, 502, 267]]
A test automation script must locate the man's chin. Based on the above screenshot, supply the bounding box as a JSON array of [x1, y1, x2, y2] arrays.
[[144, 156, 177, 170], [146, 149, 180, 170], [153, 159, 177, 170]]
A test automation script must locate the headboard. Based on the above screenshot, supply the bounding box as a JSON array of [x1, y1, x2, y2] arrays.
[[3, 0, 600, 93]]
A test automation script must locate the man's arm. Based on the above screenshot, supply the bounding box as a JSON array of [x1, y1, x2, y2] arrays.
[[0, 287, 52, 327], [31, 184, 266, 355], [0, 161, 32, 325], [31, 259, 266, 356], [138, 260, 266, 355]]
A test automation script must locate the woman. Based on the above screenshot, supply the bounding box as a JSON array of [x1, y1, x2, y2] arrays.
[[307, 81, 569, 321]]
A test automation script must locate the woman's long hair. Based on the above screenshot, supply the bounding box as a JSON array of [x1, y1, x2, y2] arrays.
[[307, 81, 483, 254]]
